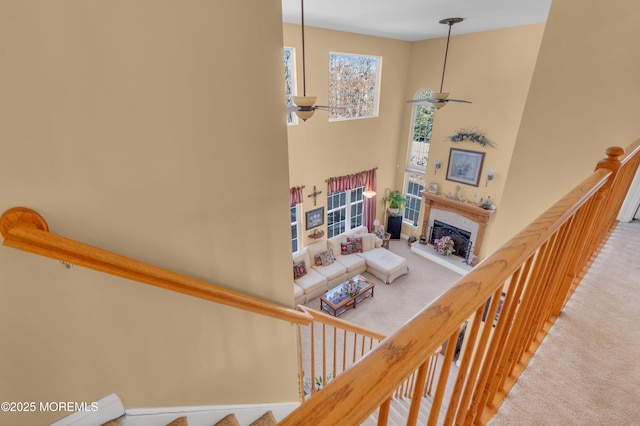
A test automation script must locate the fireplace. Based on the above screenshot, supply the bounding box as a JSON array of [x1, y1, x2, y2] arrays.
[[429, 220, 473, 260], [419, 192, 495, 260]]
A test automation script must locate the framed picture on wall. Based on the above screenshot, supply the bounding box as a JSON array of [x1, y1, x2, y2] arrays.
[[446, 148, 485, 187], [305, 207, 324, 230]]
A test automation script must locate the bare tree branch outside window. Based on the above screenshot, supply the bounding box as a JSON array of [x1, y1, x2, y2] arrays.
[[329, 52, 381, 121], [284, 47, 297, 125]]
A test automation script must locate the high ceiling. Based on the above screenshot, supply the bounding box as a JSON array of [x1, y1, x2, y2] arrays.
[[282, 0, 552, 42]]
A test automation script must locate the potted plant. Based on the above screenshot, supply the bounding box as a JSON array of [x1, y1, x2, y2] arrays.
[[384, 190, 408, 216]]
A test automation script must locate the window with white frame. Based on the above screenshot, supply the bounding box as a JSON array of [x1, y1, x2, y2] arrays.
[[291, 204, 300, 252], [404, 88, 435, 226], [284, 47, 297, 125], [327, 186, 364, 238], [328, 52, 381, 121]]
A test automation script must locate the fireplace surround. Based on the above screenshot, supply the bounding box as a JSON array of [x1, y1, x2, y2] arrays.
[[419, 192, 494, 259]]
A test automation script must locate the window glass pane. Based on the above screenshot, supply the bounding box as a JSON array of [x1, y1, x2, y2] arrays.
[[329, 52, 381, 121], [351, 186, 363, 202], [284, 48, 297, 125], [351, 203, 363, 228], [290, 205, 299, 252], [403, 88, 433, 227], [408, 88, 434, 170], [327, 209, 346, 238], [411, 90, 434, 138], [326, 187, 363, 238], [403, 172, 425, 226]]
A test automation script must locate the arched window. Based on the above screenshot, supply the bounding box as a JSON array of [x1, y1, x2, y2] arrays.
[[404, 88, 435, 226]]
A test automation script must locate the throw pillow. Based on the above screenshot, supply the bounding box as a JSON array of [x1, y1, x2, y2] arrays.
[[314, 253, 323, 266], [322, 248, 336, 266], [249, 411, 277, 426], [293, 261, 307, 279], [347, 237, 364, 253], [215, 413, 241, 426], [340, 242, 354, 255]]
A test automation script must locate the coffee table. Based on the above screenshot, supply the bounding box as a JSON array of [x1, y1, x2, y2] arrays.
[[320, 275, 375, 317]]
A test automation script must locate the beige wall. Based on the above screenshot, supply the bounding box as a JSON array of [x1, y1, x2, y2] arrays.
[[401, 24, 545, 252], [490, 0, 640, 251], [283, 24, 411, 246], [0, 1, 298, 424]]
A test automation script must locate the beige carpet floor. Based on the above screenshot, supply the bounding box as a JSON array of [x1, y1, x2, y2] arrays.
[[488, 220, 640, 425], [302, 239, 463, 335]]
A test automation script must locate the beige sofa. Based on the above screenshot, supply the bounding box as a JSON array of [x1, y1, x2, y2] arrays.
[[293, 225, 409, 305]]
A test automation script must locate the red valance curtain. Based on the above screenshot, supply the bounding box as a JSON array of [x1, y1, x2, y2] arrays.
[[290, 186, 305, 207], [326, 168, 377, 231]]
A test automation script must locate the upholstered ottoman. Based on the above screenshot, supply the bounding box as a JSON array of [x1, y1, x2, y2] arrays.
[[357, 249, 409, 284]]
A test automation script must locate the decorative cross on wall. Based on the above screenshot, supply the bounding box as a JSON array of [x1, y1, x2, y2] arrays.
[[308, 185, 323, 206]]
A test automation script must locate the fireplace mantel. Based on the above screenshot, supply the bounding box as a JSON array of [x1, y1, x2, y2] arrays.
[[420, 192, 494, 258]]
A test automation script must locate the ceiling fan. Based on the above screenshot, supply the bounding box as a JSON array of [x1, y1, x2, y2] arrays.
[[406, 17, 472, 110], [286, 0, 346, 121]]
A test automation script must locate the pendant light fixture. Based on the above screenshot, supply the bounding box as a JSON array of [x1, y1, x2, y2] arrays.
[[406, 17, 472, 110], [291, 0, 316, 120], [286, 0, 345, 121]]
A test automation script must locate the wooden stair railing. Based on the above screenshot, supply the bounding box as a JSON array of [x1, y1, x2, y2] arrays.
[[279, 141, 640, 426], [294, 306, 386, 402], [0, 207, 311, 326], [3, 140, 639, 426], [0, 205, 437, 410], [294, 304, 442, 418]]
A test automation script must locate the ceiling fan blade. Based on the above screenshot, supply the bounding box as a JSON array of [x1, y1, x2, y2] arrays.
[[406, 97, 471, 106], [445, 98, 472, 104], [286, 105, 299, 113], [405, 98, 438, 105], [314, 105, 348, 111]]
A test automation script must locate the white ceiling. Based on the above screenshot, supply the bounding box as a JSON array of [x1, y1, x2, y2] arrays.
[[282, 0, 552, 42]]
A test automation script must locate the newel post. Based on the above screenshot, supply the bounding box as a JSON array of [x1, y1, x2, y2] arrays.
[[592, 146, 625, 237], [552, 147, 625, 317], [595, 146, 625, 187]]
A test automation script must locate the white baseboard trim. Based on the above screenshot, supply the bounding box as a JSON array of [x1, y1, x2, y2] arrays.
[[50, 394, 299, 426], [50, 393, 125, 426]]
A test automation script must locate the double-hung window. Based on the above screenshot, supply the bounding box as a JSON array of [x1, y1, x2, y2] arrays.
[[327, 186, 364, 238], [290, 204, 300, 252], [404, 88, 435, 226]]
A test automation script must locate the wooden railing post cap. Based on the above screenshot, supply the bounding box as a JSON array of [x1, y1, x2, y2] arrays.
[[595, 146, 624, 172], [0, 207, 49, 239], [605, 146, 625, 159]]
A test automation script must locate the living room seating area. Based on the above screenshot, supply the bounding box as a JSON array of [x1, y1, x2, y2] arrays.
[[293, 225, 409, 304]]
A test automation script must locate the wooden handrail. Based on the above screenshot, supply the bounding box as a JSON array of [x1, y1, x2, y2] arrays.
[[280, 142, 640, 425], [0, 207, 312, 326]]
